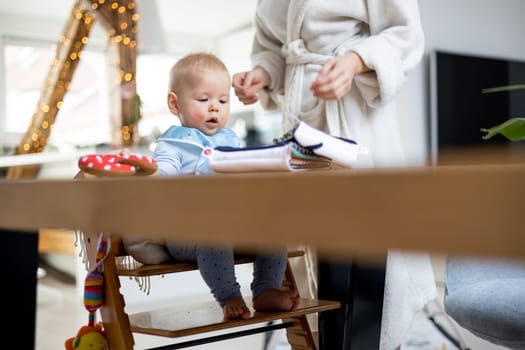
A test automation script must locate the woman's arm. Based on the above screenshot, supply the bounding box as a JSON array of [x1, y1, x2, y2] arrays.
[[247, 12, 287, 110], [350, 0, 425, 106]]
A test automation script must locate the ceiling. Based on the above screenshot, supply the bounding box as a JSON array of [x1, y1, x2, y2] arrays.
[[0, 0, 257, 38]]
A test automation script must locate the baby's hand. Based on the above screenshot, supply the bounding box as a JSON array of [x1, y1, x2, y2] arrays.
[[118, 148, 131, 156]]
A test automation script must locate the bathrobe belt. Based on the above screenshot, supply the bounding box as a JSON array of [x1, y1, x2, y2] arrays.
[[282, 39, 343, 136]]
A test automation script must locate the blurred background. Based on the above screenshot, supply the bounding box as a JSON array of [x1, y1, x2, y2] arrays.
[[0, 0, 524, 173]]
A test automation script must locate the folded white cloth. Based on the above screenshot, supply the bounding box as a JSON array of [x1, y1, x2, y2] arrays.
[[293, 120, 367, 167], [208, 121, 367, 173]]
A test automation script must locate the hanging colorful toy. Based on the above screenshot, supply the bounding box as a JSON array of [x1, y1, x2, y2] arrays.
[[65, 233, 111, 350], [67, 151, 157, 348]]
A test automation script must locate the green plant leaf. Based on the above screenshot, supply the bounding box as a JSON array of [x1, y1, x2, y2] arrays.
[[481, 117, 525, 141], [481, 84, 525, 94]]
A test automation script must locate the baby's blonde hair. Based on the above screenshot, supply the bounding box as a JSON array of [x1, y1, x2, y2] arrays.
[[168, 52, 229, 93]]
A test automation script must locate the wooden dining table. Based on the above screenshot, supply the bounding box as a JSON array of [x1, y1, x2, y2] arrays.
[[2, 161, 525, 348]]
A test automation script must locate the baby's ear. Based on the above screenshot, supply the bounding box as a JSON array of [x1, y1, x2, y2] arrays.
[[167, 92, 179, 115]]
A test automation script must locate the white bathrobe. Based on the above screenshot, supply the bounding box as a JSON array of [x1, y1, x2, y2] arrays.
[[251, 1, 437, 349]]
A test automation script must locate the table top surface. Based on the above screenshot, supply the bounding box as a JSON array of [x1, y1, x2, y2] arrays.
[[1, 163, 524, 261]]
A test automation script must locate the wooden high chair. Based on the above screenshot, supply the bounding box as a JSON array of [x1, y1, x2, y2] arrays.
[[81, 231, 340, 350]]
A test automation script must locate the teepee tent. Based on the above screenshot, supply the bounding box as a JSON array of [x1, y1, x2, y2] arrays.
[[7, 0, 146, 179]]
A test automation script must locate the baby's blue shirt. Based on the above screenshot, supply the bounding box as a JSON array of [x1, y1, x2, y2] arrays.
[[153, 126, 240, 176]]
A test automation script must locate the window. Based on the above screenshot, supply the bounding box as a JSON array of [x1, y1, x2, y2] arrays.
[[3, 40, 110, 149], [136, 54, 180, 141], [2, 39, 279, 153], [2, 41, 184, 151]]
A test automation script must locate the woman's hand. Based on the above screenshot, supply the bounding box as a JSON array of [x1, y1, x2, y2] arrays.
[[310, 52, 370, 100], [232, 66, 271, 105]]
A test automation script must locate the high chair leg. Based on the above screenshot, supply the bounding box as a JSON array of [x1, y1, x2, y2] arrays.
[[282, 261, 318, 350], [100, 245, 135, 349]]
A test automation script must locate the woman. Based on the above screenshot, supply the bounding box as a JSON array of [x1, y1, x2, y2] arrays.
[[233, 1, 437, 349]]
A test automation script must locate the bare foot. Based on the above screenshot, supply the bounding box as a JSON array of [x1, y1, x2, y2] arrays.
[[253, 288, 299, 312], [223, 295, 251, 319]]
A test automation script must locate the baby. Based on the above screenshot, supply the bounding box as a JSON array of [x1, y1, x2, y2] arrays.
[[124, 52, 298, 319]]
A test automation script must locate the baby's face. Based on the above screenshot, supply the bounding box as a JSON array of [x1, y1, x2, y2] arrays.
[[176, 69, 231, 136]]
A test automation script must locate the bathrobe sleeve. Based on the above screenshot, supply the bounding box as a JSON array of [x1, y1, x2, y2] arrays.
[[250, 11, 286, 111], [352, 0, 424, 107]]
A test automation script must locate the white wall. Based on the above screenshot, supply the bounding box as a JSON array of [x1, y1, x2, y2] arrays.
[[403, 0, 525, 165]]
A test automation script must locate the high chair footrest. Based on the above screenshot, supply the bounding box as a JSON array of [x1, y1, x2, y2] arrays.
[[116, 250, 305, 277], [129, 298, 340, 338]]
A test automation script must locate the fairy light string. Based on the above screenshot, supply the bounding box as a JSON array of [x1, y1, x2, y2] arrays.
[[7, 0, 140, 179]]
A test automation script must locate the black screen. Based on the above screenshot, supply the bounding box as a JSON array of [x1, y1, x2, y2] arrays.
[[432, 51, 525, 151]]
